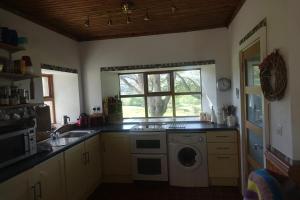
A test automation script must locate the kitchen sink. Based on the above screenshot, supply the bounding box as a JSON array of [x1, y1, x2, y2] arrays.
[[60, 130, 95, 138], [49, 137, 80, 147]]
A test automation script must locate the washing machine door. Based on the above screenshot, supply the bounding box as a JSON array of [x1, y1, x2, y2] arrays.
[[176, 145, 202, 170]]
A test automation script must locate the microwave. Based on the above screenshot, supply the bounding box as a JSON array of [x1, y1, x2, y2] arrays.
[[0, 127, 37, 169]]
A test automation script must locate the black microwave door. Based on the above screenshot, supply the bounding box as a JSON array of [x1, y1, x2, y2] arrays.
[[0, 134, 26, 164]]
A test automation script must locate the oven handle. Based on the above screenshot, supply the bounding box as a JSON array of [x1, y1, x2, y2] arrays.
[[24, 134, 30, 153]]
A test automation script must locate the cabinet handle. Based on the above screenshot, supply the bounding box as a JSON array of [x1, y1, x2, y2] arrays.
[[87, 152, 90, 164], [36, 182, 42, 199], [82, 153, 86, 164], [216, 147, 230, 150], [216, 156, 230, 159], [216, 136, 229, 138], [31, 185, 37, 200]]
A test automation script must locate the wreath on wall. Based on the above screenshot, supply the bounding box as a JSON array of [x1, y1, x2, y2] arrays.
[[259, 50, 287, 101]]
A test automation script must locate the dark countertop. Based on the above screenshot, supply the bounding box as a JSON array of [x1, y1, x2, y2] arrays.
[[0, 122, 237, 184]]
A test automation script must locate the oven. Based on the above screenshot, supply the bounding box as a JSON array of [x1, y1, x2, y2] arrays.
[[0, 127, 37, 169], [130, 131, 167, 154], [132, 154, 168, 181], [130, 126, 168, 181]]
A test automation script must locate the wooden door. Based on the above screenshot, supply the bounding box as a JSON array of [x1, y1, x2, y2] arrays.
[[33, 153, 66, 200], [241, 40, 268, 174], [85, 135, 101, 194], [102, 133, 132, 182], [64, 142, 87, 200], [0, 170, 31, 200]]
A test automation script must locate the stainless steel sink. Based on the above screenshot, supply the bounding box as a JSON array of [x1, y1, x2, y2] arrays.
[[49, 137, 80, 147], [60, 130, 95, 138]]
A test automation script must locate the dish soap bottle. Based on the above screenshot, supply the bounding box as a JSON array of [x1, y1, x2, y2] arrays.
[[210, 106, 217, 124]]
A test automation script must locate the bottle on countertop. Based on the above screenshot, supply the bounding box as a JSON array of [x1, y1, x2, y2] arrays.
[[210, 106, 217, 124]]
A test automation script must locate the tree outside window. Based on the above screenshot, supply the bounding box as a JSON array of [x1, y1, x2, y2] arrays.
[[119, 69, 202, 118]]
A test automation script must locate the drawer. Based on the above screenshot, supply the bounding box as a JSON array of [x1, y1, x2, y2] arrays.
[[208, 155, 239, 178], [206, 131, 237, 143], [207, 143, 237, 155], [209, 178, 239, 186]]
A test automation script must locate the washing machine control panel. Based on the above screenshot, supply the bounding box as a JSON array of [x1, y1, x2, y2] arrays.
[[168, 133, 206, 144]]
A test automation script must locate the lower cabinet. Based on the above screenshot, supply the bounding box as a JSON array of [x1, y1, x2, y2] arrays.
[[0, 170, 32, 200], [32, 153, 67, 200], [0, 153, 66, 200], [64, 135, 101, 200], [101, 132, 132, 183], [207, 131, 240, 186]]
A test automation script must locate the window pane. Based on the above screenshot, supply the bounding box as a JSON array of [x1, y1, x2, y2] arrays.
[[246, 61, 261, 86], [247, 129, 264, 166], [44, 101, 55, 124], [246, 94, 263, 127], [121, 97, 145, 118], [174, 70, 201, 93], [175, 95, 201, 116], [147, 73, 170, 93], [42, 76, 50, 97], [147, 96, 172, 117], [119, 74, 144, 95]]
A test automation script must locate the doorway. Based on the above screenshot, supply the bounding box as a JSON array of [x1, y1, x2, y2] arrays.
[[239, 27, 269, 184]]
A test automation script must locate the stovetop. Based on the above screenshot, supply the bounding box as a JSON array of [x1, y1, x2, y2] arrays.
[[130, 124, 167, 132]]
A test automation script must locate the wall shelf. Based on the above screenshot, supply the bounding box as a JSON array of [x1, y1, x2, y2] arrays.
[[0, 103, 42, 110], [0, 42, 25, 53], [0, 72, 40, 81]]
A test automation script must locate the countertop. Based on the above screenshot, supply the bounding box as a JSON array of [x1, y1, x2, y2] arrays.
[[0, 122, 237, 183]]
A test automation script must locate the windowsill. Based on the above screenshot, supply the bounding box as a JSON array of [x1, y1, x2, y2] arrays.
[[122, 117, 203, 124]]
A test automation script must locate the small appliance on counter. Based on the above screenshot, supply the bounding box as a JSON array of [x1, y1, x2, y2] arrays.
[[76, 113, 89, 128]]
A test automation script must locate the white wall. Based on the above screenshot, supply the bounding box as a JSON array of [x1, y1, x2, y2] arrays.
[[229, 0, 300, 160], [0, 8, 83, 110], [80, 28, 231, 114]]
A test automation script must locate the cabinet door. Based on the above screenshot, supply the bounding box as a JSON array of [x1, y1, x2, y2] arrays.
[[64, 142, 87, 200], [102, 133, 131, 182], [0, 171, 31, 200], [33, 153, 66, 200], [208, 155, 239, 178], [85, 135, 101, 194]]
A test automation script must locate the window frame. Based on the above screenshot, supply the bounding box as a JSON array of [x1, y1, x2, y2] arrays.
[[119, 68, 202, 119], [42, 74, 56, 123]]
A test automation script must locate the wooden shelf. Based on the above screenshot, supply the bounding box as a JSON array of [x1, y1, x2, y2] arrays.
[[0, 103, 42, 110], [0, 42, 25, 53], [0, 72, 40, 81]]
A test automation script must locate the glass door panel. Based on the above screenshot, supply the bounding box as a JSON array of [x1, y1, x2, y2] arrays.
[[242, 40, 264, 172]]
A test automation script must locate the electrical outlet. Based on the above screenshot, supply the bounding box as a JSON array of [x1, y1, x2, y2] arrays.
[[276, 125, 283, 136]]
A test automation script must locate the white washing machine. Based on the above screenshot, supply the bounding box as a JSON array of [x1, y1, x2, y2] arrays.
[[168, 133, 208, 187]]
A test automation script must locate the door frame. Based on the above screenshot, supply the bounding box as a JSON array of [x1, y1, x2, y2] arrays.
[[239, 27, 270, 189]]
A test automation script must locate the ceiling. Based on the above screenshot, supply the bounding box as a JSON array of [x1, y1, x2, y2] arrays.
[[0, 0, 245, 41]]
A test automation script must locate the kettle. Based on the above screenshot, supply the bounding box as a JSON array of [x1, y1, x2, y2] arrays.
[[77, 113, 89, 128]]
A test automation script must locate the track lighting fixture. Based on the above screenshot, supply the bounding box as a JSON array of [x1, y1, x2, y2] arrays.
[[144, 9, 150, 21], [84, 16, 90, 28]]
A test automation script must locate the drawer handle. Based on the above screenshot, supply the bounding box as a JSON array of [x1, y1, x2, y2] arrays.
[[216, 136, 229, 138], [216, 147, 230, 150], [216, 156, 231, 159]]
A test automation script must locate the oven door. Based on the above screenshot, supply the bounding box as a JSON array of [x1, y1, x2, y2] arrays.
[[0, 130, 30, 168], [130, 132, 166, 154], [132, 154, 168, 181]]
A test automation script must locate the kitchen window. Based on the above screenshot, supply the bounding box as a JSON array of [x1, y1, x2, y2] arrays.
[[119, 69, 202, 118], [42, 74, 56, 123]]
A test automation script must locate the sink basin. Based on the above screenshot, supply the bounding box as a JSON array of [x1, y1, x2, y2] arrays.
[[49, 137, 79, 147], [60, 130, 95, 139]]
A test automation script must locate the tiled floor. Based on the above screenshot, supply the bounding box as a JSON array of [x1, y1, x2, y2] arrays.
[[88, 183, 243, 200]]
